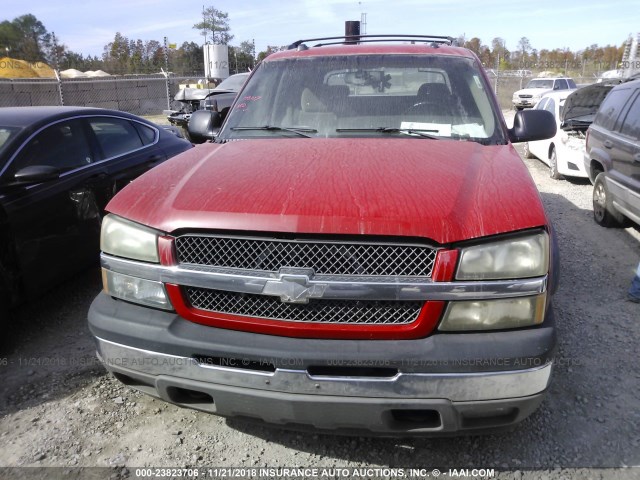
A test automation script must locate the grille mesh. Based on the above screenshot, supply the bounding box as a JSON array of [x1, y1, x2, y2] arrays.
[[186, 287, 422, 325], [175, 236, 436, 277]]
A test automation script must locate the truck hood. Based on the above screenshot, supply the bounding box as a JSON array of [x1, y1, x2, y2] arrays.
[[106, 139, 547, 245], [514, 87, 552, 96]]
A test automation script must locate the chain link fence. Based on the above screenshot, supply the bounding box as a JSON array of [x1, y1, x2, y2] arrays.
[[490, 73, 600, 111], [0, 74, 214, 117], [0, 62, 618, 116]]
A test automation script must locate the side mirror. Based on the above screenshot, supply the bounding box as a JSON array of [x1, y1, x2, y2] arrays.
[[13, 165, 60, 184], [187, 110, 222, 143], [508, 109, 557, 143]]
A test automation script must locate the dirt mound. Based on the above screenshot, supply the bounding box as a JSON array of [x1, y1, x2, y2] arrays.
[[0, 57, 56, 79]]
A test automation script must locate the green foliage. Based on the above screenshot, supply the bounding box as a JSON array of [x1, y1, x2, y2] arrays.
[[229, 43, 255, 74], [457, 33, 625, 76], [193, 7, 233, 45], [171, 41, 205, 76], [0, 14, 52, 62], [256, 45, 287, 62]]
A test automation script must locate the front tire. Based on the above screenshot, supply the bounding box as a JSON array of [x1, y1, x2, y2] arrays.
[[549, 148, 562, 180], [593, 173, 626, 227]]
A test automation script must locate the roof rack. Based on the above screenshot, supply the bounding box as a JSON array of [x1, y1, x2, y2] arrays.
[[287, 34, 457, 50]]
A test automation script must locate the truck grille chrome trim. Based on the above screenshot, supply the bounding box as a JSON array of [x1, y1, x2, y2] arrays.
[[175, 235, 437, 277], [100, 254, 548, 302], [186, 287, 422, 324]]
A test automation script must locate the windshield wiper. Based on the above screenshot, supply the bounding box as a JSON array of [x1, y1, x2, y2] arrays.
[[230, 126, 317, 137], [335, 127, 439, 139]]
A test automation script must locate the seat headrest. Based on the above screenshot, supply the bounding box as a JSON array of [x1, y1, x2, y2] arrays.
[[301, 87, 328, 113], [417, 83, 451, 101], [301, 85, 350, 112]]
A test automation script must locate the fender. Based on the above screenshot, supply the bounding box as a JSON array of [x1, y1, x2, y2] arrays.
[[547, 222, 560, 297]]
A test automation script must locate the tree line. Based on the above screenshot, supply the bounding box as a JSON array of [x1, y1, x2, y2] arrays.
[[0, 11, 628, 78], [459, 36, 625, 76]]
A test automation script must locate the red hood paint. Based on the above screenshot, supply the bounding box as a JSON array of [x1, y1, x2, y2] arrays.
[[106, 139, 547, 244]]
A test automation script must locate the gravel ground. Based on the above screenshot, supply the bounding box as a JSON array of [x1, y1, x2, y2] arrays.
[[1, 112, 639, 479]]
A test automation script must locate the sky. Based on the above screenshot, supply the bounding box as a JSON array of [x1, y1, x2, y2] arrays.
[[3, 0, 640, 58]]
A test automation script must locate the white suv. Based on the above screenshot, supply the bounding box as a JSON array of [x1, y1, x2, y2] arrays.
[[513, 77, 577, 110]]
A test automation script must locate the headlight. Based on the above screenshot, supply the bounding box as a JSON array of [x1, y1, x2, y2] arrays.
[[102, 269, 172, 310], [101, 214, 160, 263], [439, 294, 546, 331], [456, 232, 549, 280]]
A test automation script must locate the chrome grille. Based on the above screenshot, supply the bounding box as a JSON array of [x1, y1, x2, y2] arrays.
[[186, 287, 422, 325], [175, 236, 436, 277]]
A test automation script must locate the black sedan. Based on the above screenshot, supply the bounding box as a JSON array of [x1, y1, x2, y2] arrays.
[[0, 106, 191, 316]]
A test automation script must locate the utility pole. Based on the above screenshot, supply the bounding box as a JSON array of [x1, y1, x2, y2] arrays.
[[163, 36, 171, 110], [52, 32, 64, 106]]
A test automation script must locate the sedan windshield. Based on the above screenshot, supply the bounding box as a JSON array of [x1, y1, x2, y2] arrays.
[[219, 54, 506, 145], [526, 79, 554, 89], [215, 73, 249, 92], [0, 126, 22, 159]]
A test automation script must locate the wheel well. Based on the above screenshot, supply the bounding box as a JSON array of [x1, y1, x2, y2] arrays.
[[590, 159, 604, 175]]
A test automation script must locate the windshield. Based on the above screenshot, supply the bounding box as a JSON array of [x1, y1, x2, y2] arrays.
[[215, 73, 249, 92], [526, 79, 554, 89], [0, 126, 22, 160], [219, 54, 506, 145]]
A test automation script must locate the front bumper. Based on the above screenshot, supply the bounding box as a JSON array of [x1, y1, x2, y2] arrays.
[[557, 143, 589, 178], [89, 293, 555, 435], [513, 98, 539, 108]]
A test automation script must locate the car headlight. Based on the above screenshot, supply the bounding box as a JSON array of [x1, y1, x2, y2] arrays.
[[102, 269, 172, 310], [456, 232, 549, 280], [101, 214, 160, 263], [439, 294, 546, 331]]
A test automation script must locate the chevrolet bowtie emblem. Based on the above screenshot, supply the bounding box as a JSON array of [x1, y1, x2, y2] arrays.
[[262, 274, 327, 304]]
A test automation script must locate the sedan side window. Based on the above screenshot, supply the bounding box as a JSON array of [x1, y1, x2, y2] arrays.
[[133, 122, 157, 145], [545, 98, 556, 116], [89, 118, 146, 159], [535, 98, 548, 110], [9, 119, 93, 176]]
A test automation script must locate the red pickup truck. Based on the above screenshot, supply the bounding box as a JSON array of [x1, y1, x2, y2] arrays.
[[89, 35, 558, 435]]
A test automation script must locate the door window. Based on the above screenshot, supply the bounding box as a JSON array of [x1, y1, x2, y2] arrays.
[[594, 88, 634, 131], [619, 94, 640, 140], [8, 119, 93, 176], [89, 117, 147, 159]]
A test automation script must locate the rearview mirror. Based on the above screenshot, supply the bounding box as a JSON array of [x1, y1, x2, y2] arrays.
[[508, 110, 556, 143], [187, 110, 222, 143]]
